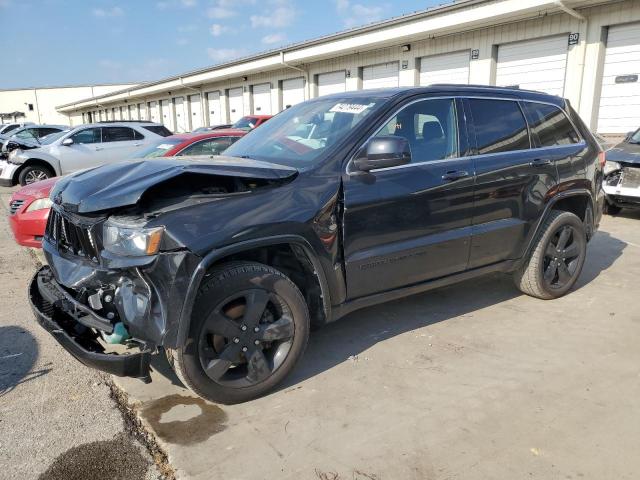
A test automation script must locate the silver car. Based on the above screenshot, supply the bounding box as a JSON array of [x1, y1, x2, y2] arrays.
[[0, 122, 172, 186]]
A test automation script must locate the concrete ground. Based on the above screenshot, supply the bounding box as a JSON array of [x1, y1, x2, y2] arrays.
[[1, 181, 639, 480], [0, 188, 165, 480]]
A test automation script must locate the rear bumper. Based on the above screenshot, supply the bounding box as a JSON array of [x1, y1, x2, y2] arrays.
[[0, 160, 17, 186], [29, 266, 152, 382]]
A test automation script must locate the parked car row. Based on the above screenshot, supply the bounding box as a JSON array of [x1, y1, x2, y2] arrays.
[[0, 124, 68, 159], [7, 125, 251, 247]]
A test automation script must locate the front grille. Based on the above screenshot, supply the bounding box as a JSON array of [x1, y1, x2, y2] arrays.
[[46, 208, 100, 261], [9, 199, 25, 215]]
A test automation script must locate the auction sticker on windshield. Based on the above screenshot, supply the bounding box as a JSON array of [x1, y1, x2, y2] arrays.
[[330, 103, 372, 114]]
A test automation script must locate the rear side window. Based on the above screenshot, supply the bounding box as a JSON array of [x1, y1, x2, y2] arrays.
[[103, 127, 140, 142], [37, 127, 62, 138], [143, 125, 172, 137], [70, 128, 101, 144], [468, 99, 530, 154], [523, 102, 580, 147]]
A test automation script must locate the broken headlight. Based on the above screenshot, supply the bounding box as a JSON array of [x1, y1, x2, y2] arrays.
[[604, 161, 621, 176], [103, 220, 164, 257]]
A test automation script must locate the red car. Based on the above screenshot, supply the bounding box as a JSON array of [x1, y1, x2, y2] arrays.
[[137, 129, 247, 158], [9, 176, 56, 248], [9, 130, 248, 248]]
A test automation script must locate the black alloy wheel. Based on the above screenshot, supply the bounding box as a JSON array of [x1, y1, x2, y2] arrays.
[[198, 289, 295, 387], [542, 224, 584, 290]]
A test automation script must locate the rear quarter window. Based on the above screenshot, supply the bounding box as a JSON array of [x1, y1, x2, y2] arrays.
[[523, 102, 581, 147], [143, 125, 173, 137], [468, 99, 530, 154]]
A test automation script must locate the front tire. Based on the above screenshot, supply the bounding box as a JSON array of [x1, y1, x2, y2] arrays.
[[514, 211, 587, 300], [168, 262, 310, 404], [18, 164, 54, 186]]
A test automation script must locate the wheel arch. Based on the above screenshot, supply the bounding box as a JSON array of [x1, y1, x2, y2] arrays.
[[13, 158, 57, 184], [522, 189, 595, 261], [172, 235, 331, 349]]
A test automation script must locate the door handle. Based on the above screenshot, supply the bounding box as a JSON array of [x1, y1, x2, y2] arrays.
[[134, 143, 143, 147], [442, 170, 469, 181], [530, 158, 553, 167], [94, 147, 103, 151]]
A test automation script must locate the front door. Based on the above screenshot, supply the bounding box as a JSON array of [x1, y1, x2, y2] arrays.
[[58, 127, 108, 174], [343, 97, 475, 299]]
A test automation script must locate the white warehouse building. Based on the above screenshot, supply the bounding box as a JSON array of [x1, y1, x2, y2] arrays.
[[0, 83, 137, 126], [52, 0, 640, 135]]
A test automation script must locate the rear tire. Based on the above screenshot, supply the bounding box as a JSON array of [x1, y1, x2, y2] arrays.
[[18, 164, 54, 186], [168, 261, 309, 404], [514, 210, 587, 300], [604, 202, 622, 216]]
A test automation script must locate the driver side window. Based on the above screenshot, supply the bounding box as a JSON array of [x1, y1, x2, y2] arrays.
[[70, 128, 102, 144], [375, 98, 458, 163]]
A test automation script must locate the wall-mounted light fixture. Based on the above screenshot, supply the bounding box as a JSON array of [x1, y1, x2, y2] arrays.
[[401, 44, 411, 52], [242, 76, 248, 82]]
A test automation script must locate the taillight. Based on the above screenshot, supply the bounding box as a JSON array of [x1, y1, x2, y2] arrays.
[[598, 151, 606, 168]]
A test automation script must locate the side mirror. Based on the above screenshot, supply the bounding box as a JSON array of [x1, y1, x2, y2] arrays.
[[62, 138, 74, 146], [353, 136, 411, 172]]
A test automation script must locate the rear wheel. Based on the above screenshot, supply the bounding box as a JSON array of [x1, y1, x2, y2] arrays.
[[514, 211, 587, 300], [604, 201, 622, 216], [18, 164, 53, 186], [168, 261, 309, 404]]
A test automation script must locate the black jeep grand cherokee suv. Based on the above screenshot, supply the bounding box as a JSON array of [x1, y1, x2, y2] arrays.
[[30, 86, 604, 404]]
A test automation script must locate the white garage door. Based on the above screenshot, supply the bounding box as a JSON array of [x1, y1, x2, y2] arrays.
[[206, 91, 222, 126], [174, 97, 187, 132], [160, 99, 174, 132], [282, 78, 305, 109], [420, 51, 470, 85], [318, 71, 346, 96], [496, 35, 568, 97], [149, 101, 160, 123], [189, 94, 203, 130], [228, 88, 244, 122], [362, 62, 399, 89], [598, 23, 640, 134], [138, 103, 147, 121], [128, 105, 138, 121], [252, 83, 272, 115]]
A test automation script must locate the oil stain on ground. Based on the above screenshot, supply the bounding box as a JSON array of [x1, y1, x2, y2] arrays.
[[140, 393, 227, 446], [39, 434, 150, 480]]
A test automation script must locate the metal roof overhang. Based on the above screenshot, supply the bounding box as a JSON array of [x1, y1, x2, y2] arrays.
[[57, 0, 589, 113]]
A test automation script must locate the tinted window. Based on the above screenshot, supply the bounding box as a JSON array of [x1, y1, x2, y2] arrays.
[[2, 124, 19, 134], [70, 128, 101, 144], [469, 99, 530, 154], [177, 137, 239, 156], [143, 125, 173, 137], [103, 127, 137, 142], [15, 129, 38, 140], [375, 98, 458, 162], [524, 102, 580, 147], [37, 127, 62, 138]]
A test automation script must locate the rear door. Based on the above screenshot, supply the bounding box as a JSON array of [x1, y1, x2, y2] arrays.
[[465, 97, 557, 268], [99, 126, 145, 162], [343, 96, 475, 298]]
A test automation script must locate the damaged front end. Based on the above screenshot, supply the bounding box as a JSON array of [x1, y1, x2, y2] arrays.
[[28, 157, 297, 382], [603, 160, 640, 209]]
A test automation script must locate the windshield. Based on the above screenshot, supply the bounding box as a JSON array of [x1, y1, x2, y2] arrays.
[[224, 97, 386, 167], [135, 138, 184, 158], [630, 129, 640, 144], [42, 130, 70, 145]]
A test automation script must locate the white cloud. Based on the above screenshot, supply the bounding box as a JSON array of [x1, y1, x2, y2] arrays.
[[92, 6, 124, 17], [262, 32, 286, 45], [250, 6, 294, 28], [177, 24, 197, 33], [207, 6, 234, 18], [335, 2, 385, 28], [207, 48, 244, 62], [157, 0, 197, 8], [210, 23, 229, 37], [177, 38, 189, 46], [180, 0, 197, 6]]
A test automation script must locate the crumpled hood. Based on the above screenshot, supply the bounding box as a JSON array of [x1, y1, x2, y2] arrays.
[[51, 156, 297, 213], [606, 141, 640, 165]]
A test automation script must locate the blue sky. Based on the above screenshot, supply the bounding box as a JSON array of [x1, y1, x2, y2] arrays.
[[1, 0, 443, 89]]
